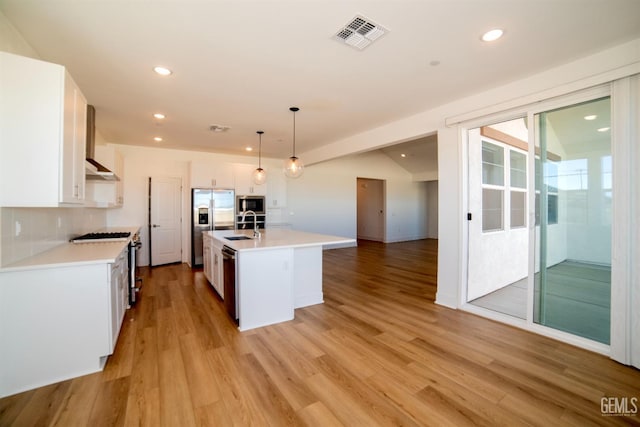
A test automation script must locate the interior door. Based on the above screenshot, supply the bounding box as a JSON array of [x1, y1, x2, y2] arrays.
[[150, 176, 182, 266], [356, 178, 385, 241]]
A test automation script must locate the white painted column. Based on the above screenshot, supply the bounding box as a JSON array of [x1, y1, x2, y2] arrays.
[[610, 74, 640, 368], [435, 126, 463, 308]]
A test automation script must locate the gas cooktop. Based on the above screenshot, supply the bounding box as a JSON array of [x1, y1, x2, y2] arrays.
[[71, 231, 131, 243]]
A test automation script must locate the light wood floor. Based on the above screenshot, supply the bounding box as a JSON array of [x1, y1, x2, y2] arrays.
[[1, 239, 639, 426]]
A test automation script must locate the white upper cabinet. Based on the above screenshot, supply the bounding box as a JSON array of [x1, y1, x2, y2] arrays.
[[0, 52, 87, 207], [190, 160, 234, 189], [87, 144, 125, 207], [266, 168, 287, 208], [233, 163, 266, 196]]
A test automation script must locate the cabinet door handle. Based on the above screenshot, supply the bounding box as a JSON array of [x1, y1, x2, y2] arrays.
[[152, 224, 160, 228]]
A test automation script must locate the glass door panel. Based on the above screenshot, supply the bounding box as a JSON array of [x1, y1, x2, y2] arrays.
[[467, 118, 530, 319], [534, 97, 611, 344]]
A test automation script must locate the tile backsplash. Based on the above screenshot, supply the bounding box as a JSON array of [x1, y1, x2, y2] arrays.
[[0, 207, 107, 267]]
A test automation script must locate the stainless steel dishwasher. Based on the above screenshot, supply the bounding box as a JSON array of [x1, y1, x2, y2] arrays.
[[222, 245, 238, 321]]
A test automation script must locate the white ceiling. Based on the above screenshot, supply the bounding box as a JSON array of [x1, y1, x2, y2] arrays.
[[2, 0, 639, 164]]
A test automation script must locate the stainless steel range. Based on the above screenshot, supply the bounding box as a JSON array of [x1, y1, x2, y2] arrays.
[[71, 231, 131, 243]]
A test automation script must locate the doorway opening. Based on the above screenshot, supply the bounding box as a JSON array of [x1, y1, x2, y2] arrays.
[[356, 178, 385, 242]]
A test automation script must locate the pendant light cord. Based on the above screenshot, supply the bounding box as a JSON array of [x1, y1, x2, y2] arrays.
[[290, 107, 299, 158], [292, 110, 296, 157], [258, 132, 262, 168]]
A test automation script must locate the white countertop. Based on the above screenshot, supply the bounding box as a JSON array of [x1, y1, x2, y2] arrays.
[[0, 226, 140, 272], [208, 228, 356, 252]]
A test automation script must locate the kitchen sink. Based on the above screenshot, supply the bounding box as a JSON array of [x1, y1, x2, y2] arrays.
[[225, 235, 253, 241]]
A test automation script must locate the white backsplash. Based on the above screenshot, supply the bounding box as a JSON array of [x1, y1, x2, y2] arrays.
[[0, 207, 107, 267]]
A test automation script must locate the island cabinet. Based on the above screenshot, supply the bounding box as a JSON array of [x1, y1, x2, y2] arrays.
[[0, 51, 87, 207], [202, 232, 224, 298], [208, 229, 356, 331], [211, 237, 224, 298], [0, 244, 129, 398]]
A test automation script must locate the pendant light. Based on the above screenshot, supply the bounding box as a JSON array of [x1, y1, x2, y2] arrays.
[[283, 107, 304, 178], [252, 130, 266, 185]]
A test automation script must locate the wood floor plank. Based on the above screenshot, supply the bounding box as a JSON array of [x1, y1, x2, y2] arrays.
[[50, 373, 102, 427], [87, 376, 130, 427], [245, 333, 317, 411], [158, 347, 196, 427], [9, 381, 71, 427], [205, 346, 270, 426], [178, 333, 222, 409], [192, 400, 234, 426], [2, 239, 640, 426], [123, 386, 160, 427], [297, 401, 345, 427], [303, 372, 380, 426]]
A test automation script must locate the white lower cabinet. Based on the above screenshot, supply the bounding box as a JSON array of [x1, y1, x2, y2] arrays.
[[109, 246, 129, 352], [203, 232, 224, 298], [212, 242, 224, 299], [0, 245, 130, 398], [203, 233, 213, 283]]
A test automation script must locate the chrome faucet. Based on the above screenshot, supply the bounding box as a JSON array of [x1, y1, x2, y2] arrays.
[[241, 210, 261, 239]]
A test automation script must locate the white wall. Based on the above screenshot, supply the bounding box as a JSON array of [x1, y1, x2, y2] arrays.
[[0, 11, 38, 58], [286, 151, 428, 243]]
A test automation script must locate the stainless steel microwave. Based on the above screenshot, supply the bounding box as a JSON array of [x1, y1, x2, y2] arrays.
[[236, 195, 265, 214]]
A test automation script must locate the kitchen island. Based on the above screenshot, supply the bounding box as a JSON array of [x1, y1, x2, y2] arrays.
[[208, 229, 356, 331]]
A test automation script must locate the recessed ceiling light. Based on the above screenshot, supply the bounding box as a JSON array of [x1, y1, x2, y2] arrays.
[[400, 153, 407, 158], [153, 66, 172, 76], [584, 115, 597, 120], [597, 127, 610, 132], [245, 147, 253, 152], [481, 29, 504, 42], [153, 137, 163, 142], [153, 113, 165, 119]]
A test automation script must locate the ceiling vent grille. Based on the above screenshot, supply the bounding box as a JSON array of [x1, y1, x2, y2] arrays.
[[333, 15, 387, 50]]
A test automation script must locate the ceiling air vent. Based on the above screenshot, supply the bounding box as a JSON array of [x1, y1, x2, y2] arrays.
[[333, 15, 388, 50], [209, 124, 230, 133]]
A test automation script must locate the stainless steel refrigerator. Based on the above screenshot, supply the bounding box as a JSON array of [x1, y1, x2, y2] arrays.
[[191, 188, 235, 266]]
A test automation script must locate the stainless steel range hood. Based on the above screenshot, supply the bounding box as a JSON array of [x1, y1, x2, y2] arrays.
[[85, 105, 119, 181]]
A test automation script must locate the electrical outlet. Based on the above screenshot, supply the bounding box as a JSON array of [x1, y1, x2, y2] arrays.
[[15, 221, 21, 237]]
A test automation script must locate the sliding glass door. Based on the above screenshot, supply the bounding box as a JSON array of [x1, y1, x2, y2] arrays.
[[534, 97, 611, 344], [466, 95, 612, 345]]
